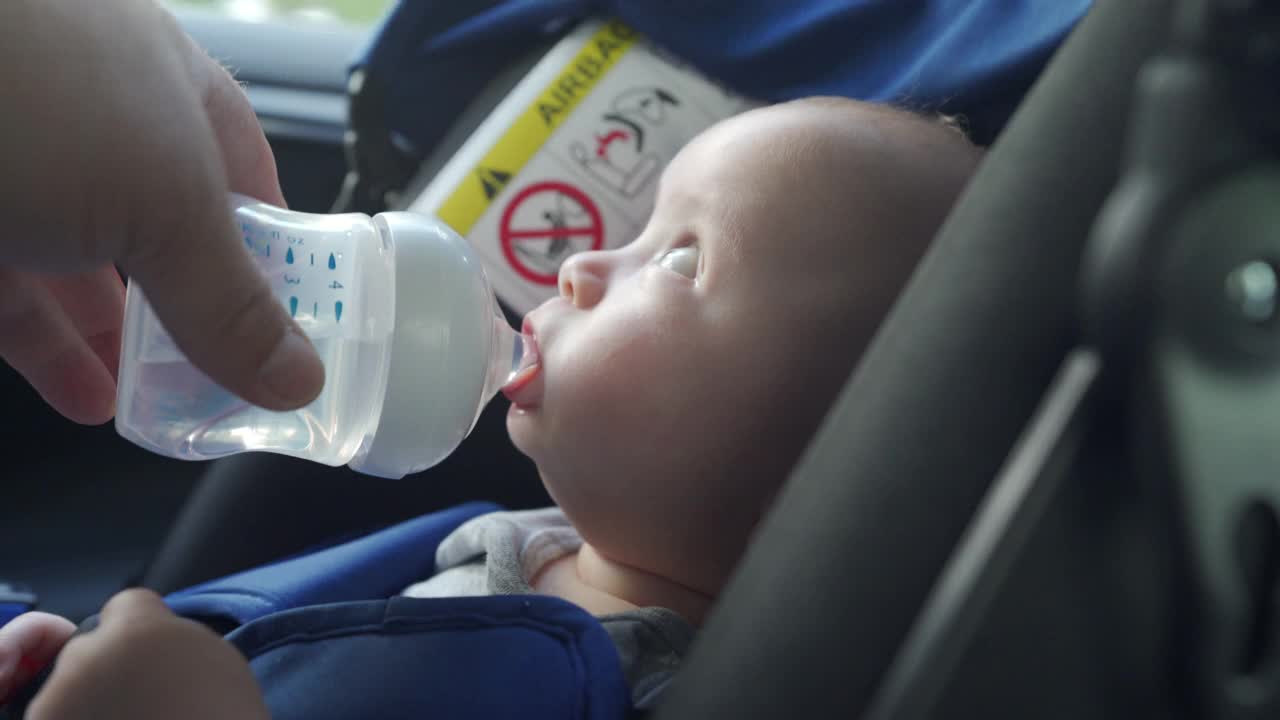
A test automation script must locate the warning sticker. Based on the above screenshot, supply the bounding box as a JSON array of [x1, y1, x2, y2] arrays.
[[469, 169, 640, 312], [436, 21, 638, 238], [500, 181, 604, 285], [410, 18, 759, 314]]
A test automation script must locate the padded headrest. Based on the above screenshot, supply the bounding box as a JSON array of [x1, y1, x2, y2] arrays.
[[655, 2, 1178, 718]]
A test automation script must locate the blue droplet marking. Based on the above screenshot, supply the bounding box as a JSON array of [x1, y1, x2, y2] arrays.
[[335, 301, 344, 323], [310, 253, 315, 266], [328, 253, 337, 270], [286, 248, 294, 264], [289, 296, 299, 317]]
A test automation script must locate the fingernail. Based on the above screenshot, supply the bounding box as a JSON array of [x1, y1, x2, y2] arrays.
[[257, 329, 325, 408]]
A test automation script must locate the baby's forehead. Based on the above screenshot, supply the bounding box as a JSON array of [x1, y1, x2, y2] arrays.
[[662, 102, 892, 199], [657, 105, 881, 231], [654, 100, 960, 279]]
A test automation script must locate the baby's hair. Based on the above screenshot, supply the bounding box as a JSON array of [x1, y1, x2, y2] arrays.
[[933, 112, 972, 140], [783, 95, 980, 152], [760, 93, 985, 380]]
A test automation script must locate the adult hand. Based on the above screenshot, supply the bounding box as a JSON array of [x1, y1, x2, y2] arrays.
[[0, 0, 324, 425], [26, 589, 269, 720]]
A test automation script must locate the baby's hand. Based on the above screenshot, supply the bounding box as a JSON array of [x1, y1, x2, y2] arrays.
[[26, 589, 268, 720], [0, 611, 76, 705]]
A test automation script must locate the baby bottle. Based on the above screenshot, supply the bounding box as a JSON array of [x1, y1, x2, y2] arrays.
[[114, 195, 536, 479]]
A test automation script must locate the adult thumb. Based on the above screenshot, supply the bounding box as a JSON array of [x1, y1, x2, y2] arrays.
[[112, 16, 323, 412], [123, 174, 324, 412]]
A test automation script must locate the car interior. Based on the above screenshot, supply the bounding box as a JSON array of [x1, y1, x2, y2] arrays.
[[6, 0, 1280, 717]]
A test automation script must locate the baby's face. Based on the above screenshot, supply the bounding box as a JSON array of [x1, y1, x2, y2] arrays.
[[504, 103, 888, 591]]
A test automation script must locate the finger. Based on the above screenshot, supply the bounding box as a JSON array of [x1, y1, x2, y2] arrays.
[[185, 36, 286, 207], [96, 589, 173, 629], [31, 590, 177, 720], [0, 269, 117, 424], [0, 612, 76, 704], [41, 266, 127, 381]]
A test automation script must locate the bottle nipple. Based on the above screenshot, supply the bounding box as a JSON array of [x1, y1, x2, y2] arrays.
[[481, 309, 539, 405], [505, 331, 540, 392]]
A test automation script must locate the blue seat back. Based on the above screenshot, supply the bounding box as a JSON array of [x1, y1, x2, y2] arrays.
[[355, 0, 1092, 152]]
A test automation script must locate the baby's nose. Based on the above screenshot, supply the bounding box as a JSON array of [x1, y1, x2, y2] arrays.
[[558, 251, 607, 309]]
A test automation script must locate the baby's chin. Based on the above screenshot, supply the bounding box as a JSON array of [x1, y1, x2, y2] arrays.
[[505, 406, 534, 451], [505, 402, 555, 469]]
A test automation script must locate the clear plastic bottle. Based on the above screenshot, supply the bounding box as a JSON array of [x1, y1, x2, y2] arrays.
[[114, 195, 535, 479]]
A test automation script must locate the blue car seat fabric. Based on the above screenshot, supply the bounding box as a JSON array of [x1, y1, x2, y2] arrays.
[[227, 595, 631, 720], [165, 501, 500, 626], [0, 582, 37, 629], [0, 605, 22, 629], [163, 501, 633, 719], [355, 0, 1092, 155]]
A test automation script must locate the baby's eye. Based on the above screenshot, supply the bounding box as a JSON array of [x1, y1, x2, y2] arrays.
[[656, 245, 700, 279]]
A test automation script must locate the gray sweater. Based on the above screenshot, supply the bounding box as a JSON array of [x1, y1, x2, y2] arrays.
[[402, 508, 694, 709]]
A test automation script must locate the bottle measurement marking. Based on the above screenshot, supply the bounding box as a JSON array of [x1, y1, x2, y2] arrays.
[[254, 229, 345, 325], [288, 298, 338, 321]]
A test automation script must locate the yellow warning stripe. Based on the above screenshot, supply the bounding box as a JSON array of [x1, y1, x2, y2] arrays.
[[437, 20, 638, 235]]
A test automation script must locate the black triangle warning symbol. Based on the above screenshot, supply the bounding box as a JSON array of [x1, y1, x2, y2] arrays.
[[477, 167, 512, 200]]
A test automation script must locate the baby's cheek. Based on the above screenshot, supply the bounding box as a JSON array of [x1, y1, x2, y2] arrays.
[[549, 298, 703, 441], [557, 353, 639, 428], [552, 345, 664, 449]]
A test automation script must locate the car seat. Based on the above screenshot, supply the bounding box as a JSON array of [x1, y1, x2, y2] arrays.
[[141, 0, 1092, 599], [46, 0, 1275, 718]]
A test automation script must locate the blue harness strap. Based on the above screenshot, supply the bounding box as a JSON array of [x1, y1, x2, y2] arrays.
[[227, 595, 630, 720], [165, 501, 500, 626], [161, 501, 632, 719]]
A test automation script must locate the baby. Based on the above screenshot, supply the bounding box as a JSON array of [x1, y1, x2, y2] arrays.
[[0, 96, 981, 718]]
